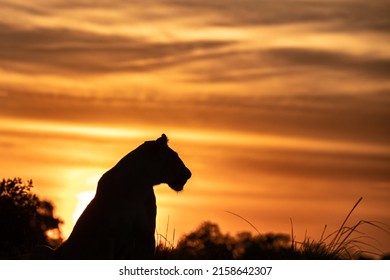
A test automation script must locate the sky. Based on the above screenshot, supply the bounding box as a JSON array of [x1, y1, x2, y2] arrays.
[[1, 0, 389, 257]]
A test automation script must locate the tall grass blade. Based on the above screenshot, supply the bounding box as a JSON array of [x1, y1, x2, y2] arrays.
[[225, 211, 261, 236], [328, 197, 363, 251]]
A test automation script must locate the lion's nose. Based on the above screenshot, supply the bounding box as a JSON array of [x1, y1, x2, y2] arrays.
[[186, 168, 192, 179]]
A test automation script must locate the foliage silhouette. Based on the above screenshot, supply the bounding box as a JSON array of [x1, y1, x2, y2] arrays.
[[1, 177, 387, 260], [156, 221, 304, 260], [0, 178, 62, 259], [175, 222, 235, 259], [155, 198, 390, 259]]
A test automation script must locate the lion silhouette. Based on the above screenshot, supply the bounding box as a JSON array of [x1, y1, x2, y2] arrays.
[[50, 134, 191, 259]]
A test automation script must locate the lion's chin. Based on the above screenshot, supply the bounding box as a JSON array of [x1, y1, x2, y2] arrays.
[[168, 181, 186, 192], [169, 184, 184, 192]]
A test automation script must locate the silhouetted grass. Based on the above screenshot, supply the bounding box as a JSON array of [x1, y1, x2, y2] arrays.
[[5, 177, 388, 259], [291, 197, 390, 259], [154, 216, 176, 259], [155, 197, 390, 259]]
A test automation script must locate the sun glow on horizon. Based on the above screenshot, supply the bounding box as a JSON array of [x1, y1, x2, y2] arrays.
[[73, 191, 95, 226]]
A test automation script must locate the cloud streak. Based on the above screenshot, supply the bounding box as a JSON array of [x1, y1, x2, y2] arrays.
[[2, 90, 389, 148], [0, 23, 232, 75], [262, 48, 390, 79], [184, 48, 390, 85], [161, 0, 390, 33]]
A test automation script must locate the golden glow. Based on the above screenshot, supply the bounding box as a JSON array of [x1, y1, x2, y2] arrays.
[[0, 118, 148, 139], [2, 117, 388, 156], [73, 191, 95, 224]]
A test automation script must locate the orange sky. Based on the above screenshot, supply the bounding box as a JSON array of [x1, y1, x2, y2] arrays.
[[1, 0, 389, 257]]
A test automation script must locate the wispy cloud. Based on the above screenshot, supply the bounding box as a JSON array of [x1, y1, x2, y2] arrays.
[[183, 47, 390, 85], [262, 48, 390, 79], [2, 89, 389, 149], [0, 23, 232, 75], [161, 0, 390, 33], [1, 0, 389, 83]]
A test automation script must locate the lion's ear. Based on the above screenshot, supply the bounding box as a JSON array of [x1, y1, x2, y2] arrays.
[[155, 134, 168, 151], [161, 134, 168, 143]]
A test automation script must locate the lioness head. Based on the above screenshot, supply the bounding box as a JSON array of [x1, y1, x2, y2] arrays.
[[138, 134, 191, 192]]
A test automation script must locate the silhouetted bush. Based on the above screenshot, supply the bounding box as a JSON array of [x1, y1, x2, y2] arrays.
[[234, 231, 295, 259], [174, 222, 235, 259], [156, 198, 390, 259], [156, 221, 308, 260], [0, 178, 62, 259], [156, 220, 386, 259]]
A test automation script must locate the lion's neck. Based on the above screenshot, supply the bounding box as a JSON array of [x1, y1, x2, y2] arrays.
[[95, 165, 156, 201]]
